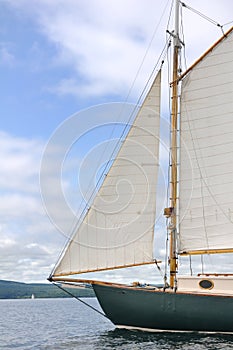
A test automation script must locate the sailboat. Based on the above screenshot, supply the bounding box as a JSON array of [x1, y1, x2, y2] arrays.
[[48, 0, 233, 333]]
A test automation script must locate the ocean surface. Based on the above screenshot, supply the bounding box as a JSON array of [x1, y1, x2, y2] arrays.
[[0, 298, 233, 350]]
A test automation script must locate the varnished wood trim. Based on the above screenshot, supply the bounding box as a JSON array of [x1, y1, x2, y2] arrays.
[[50, 277, 233, 298], [50, 277, 126, 287], [180, 249, 233, 256], [197, 273, 233, 277], [51, 260, 160, 278]]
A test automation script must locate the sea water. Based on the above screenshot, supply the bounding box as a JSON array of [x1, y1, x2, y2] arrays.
[[0, 298, 232, 350]]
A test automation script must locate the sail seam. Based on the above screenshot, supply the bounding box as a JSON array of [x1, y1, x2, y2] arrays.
[[185, 151, 233, 160], [182, 88, 233, 103], [182, 118, 233, 130], [181, 102, 233, 114], [183, 140, 233, 151], [184, 160, 233, 170]]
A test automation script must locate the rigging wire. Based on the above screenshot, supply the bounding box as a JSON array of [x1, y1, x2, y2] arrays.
[[52, 282, 110, 320], [175, 3, 183, 277], [180, 2, 222, 28], [123, 0, 171, 106], [154, 260, 165, 280], [189, 255, 193, 276], [164, 218, 170, 288], [201, 255, 204, 274], [223, 20, 233, 27], [180, 4, 187, 72], [163, 25, 173, 288], [166, 0, 174, 32], [180, 2, 233, 37]]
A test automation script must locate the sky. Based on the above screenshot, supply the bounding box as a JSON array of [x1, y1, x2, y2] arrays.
[[1, 0, 233, 284]]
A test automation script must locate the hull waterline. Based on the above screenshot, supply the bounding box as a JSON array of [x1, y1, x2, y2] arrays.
[[92, 282, 233, 333]]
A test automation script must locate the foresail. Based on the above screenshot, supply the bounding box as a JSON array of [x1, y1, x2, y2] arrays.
[[179, 28, 233, 255], [52, 71, 161, 276]]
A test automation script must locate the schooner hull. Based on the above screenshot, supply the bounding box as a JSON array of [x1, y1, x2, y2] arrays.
[[92, 282, 233, 333]]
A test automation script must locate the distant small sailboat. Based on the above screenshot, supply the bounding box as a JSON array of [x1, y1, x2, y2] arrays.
[[49, 0, 233, 333], [31, 294, 35, 299]]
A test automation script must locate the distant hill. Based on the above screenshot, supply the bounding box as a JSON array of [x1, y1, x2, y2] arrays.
[[0, 280, 95, 299]]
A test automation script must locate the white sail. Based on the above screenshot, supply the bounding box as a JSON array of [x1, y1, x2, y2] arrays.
[[179, 28, 233, 254], [53, 71, 161, 276]]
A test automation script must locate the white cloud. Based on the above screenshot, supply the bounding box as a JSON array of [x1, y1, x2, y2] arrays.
[[3, 0, 233, 105], [0, 132, 67, 282], [3, 0, 169, 99], [4, 0, 233, 101], [0, 132, 41, 192]]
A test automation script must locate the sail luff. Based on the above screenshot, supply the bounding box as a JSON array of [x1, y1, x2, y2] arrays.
[[52, 71, 161, 277]]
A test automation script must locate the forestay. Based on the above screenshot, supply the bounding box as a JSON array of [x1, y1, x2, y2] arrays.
[[53, 71, 161, 276], [179, 28, 233, 254]]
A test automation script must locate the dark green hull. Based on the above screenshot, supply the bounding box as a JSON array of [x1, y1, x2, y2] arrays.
[[92, 283, 233, 333]]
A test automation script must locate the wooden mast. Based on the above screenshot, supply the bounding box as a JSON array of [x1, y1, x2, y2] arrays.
[[169, 0, 180, 289]]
